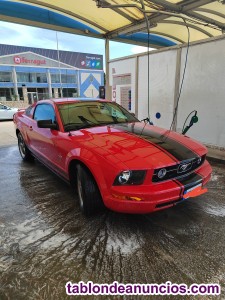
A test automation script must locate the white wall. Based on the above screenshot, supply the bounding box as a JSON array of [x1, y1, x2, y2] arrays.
[[176, 39, 225, 148], [109, 36, 225, 148], [138, 50, 177, 128]]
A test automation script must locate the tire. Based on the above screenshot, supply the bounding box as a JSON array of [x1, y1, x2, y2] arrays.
[[17, 132, 33, 162], [76, 164, 104, 216]]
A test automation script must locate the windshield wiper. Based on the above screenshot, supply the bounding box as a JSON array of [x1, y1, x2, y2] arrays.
[[78, 116, 98, 126], [64, 120, 134, 132], [75, 124, 98, 130], [64, 122, 84, 131]]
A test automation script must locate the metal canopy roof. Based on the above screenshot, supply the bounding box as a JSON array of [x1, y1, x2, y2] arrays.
[[0, 0, 225, 48]]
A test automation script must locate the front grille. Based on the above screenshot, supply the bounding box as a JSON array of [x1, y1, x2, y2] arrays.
[[156, 199, 181, 208], [152, 155, 206, 183]]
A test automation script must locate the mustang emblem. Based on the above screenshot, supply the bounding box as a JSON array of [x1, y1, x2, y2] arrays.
[[178, 162, 192, 173]]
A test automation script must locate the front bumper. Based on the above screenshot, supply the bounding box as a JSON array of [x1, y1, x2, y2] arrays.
[[104, 160, 212, 214]]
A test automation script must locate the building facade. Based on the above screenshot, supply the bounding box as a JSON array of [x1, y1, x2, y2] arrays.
[[0, 44, 104, 106]]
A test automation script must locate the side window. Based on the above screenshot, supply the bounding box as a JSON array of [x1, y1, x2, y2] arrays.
[[34, 104, 56, 123]]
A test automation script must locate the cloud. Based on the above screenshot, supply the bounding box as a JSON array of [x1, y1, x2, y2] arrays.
[[131, 45, 154, 54], [0, 21, 105, 54], [0, 22, 64, 50], [0, 21, 153, 65]]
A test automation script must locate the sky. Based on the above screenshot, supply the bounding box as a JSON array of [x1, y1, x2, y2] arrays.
[[0, 21, 151, 67]]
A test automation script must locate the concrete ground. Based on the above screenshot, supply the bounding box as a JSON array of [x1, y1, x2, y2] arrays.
[[0, 122, 225, 299], [0, 121, 17, 147]]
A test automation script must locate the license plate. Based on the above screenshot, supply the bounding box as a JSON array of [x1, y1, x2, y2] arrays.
[[183, 183, 202, 199]]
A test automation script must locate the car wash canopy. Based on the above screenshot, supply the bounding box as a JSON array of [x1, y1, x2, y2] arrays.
[[0, 0, 224, 48]]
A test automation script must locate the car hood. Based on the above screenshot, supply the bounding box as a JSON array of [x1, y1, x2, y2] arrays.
[[73, 122, 207, 170]]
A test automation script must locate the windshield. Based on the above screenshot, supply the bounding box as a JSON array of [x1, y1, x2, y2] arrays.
[[57, 101, 139, 132]]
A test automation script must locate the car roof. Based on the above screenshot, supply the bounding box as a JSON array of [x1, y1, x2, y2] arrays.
[[38, 98, 110, 105]]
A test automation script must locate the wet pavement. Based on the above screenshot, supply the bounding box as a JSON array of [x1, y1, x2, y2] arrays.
[[0, 146, 225, 300]]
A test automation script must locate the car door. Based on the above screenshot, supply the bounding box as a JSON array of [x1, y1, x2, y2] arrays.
[[0, 104, 10, 119], [27, 103, 59, 167], [0, 104, 4, 119]]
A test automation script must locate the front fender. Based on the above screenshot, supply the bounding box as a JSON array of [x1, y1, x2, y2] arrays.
[[66, 147, 125, 200]]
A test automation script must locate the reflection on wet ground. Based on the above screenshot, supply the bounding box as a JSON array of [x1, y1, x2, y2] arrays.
[[0, 146, 225, 299]]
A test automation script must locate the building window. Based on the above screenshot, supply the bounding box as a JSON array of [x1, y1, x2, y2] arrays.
[[0, 88, 14, 101], [18, 88, 24, 101], [17, 72, 30, 82], [36, 73, 47, 83], [61, 74, 77, 83], [51, 73, 77, 84], [62, 88, 77, 97], [0, 72, 12, 82], [51, 74, 60, 83], [17, 72, 47, 83]]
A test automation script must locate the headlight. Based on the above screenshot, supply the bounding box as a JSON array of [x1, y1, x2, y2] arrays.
[[118, 170, 131, 184], [197, 157, 202, 164], [113, 170, 147, 186]]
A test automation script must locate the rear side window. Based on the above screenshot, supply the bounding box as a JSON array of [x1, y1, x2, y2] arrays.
[[34, 104, 56, 123], [0, 104, 8, 110]]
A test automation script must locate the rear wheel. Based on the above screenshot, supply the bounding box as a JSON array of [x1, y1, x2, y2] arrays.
[[76, 164, 104, 216], [18, 132, 33, 161]]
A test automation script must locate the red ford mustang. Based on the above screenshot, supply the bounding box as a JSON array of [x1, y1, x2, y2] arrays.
[[14, 98, 212, 215]]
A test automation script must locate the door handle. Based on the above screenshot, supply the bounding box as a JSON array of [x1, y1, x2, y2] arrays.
[[29, 126, 33, 131]]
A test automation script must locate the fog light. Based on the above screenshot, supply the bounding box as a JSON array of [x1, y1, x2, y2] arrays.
[[128, 196, 142, 201], [112, 193, 126, 200], [112, 193, 142, 201], [158, 168, 167, 179]]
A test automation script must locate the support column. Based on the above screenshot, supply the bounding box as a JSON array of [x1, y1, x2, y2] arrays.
[[22, 86, 28, 103], [77, 70, 80, 97], [135, 55, 139, 118], [12, 67, 19, 101], [47, 69, 53, 98], [105, 38, 111, 100], [53, 88, 59, 98], [172, 47, 182, 131]]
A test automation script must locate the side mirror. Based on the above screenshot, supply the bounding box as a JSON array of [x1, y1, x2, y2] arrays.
[[37, 119, 58, 130]]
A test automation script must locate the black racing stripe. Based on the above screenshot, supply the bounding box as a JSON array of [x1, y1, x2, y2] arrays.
[[195, 170, 203, 179], [177, 172, 202, 193], [173, 179, 184, 198], [142, 138, 177, 162], [111, 123, 198, 162], [111, 124, 177, 162], [167, 135, 199, 156]]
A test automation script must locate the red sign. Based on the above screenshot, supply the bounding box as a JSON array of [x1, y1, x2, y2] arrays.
[[13, 56, 46, 66], [14, 56, 21, 64]]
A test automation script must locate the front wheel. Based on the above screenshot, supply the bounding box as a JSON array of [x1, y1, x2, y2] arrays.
[[76, 164, 104, 216], [18, 132, 33, 161]]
